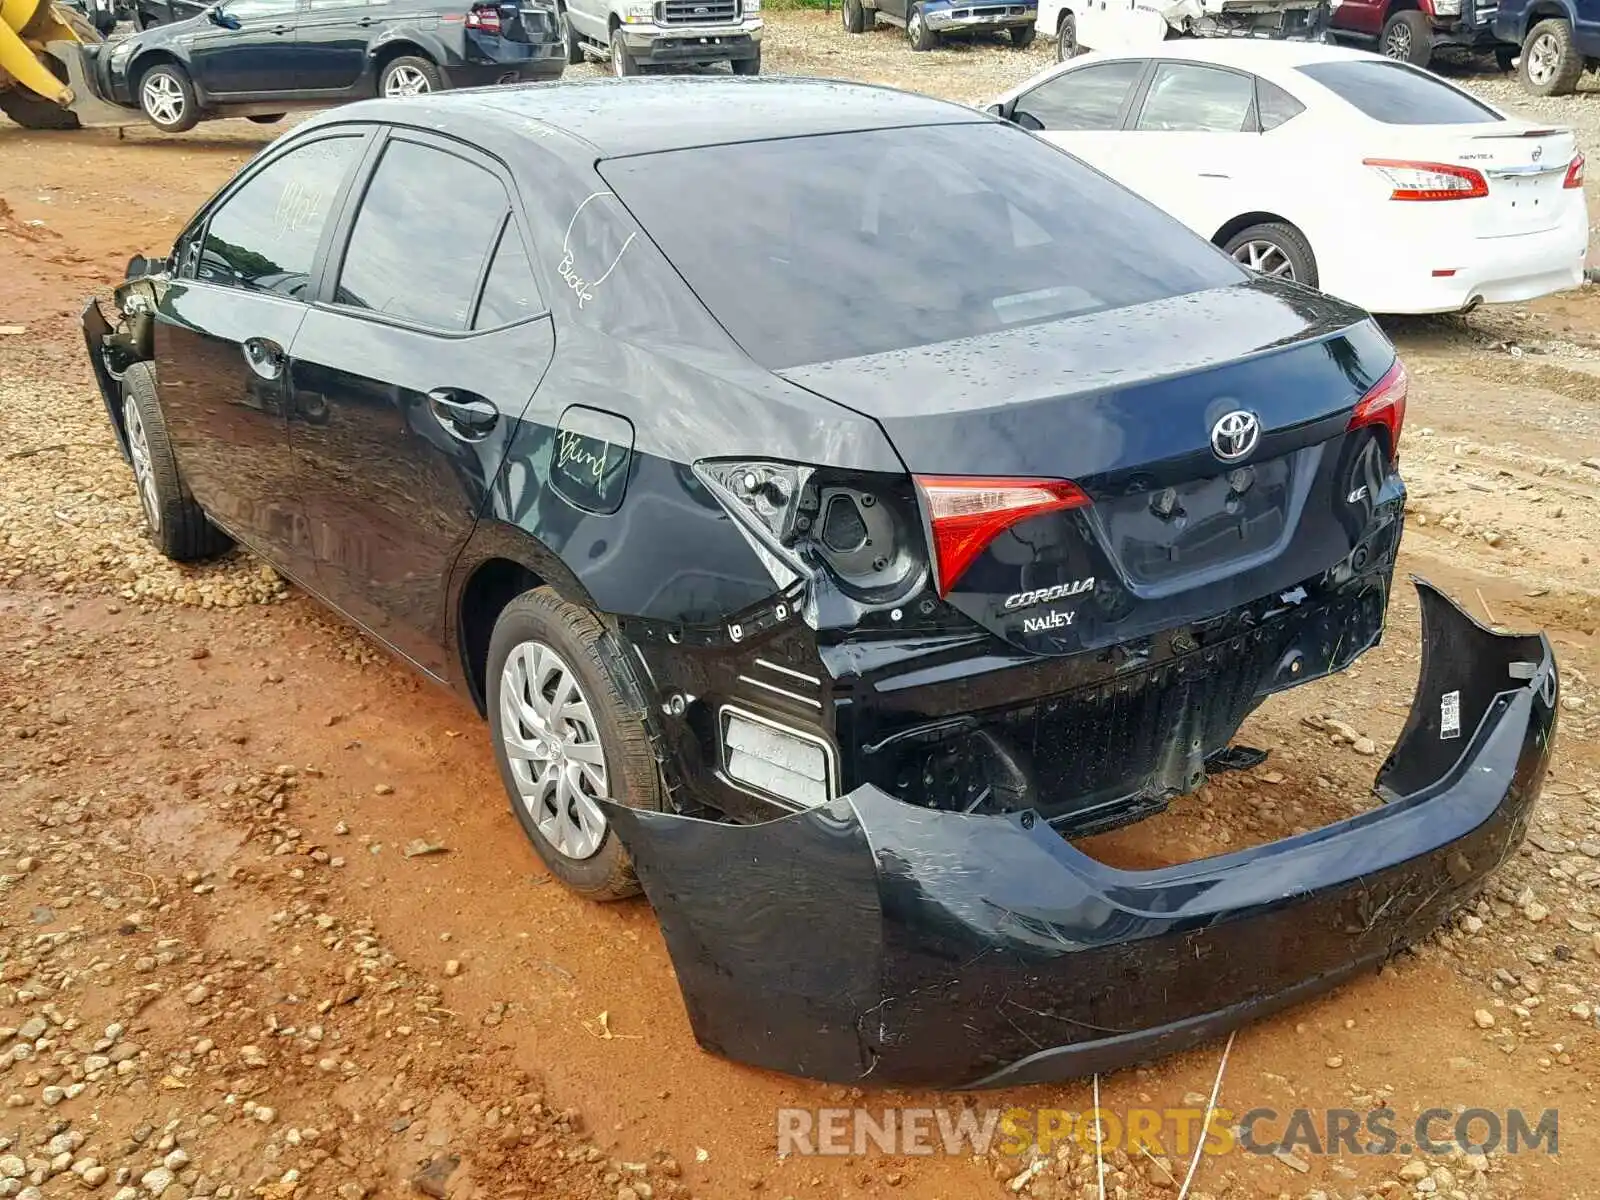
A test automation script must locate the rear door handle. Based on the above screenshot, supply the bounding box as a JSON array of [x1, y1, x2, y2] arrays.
[[357, 15, 374, 25], [270, 22, 291, 33], [427, 389, 499, 439], [242, 337, 286, 380]]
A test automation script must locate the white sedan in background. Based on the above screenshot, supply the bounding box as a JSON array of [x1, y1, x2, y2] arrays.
[[988, 40, 1589, 314]]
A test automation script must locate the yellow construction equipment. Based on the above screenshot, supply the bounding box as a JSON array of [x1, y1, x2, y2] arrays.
[[0, 0, 103, 129]]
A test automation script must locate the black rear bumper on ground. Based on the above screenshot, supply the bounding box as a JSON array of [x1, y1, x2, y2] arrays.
[[602, 581, 1557, 1088]]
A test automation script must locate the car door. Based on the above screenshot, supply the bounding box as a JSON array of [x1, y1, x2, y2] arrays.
[[189, 0, 305, 97], [292, 0, 387, 92], [1331, 0, 1383, 36], [287, 131, 554, 676], [1010, 58, 1149, 175], [154, 131, 370, 577], [1108, 60, 1269, 240]]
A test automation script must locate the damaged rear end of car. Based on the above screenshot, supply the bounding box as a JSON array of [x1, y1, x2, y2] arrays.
[[584, 114, 1559, 1087]]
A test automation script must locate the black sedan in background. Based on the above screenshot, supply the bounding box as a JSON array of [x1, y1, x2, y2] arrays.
[[96, 0, 563, 132], [83, 79, 1556, 1088]]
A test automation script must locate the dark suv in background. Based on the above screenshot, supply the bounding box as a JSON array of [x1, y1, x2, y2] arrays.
[[96, 0, 564, 132]]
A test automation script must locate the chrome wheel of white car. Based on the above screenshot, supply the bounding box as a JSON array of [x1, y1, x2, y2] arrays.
[[383, 64, 432, 96], [123, 391, 161, 534], [141, 72, 184, 126], [499, 640, 610, 862], [1231, 239, 1296, 279]]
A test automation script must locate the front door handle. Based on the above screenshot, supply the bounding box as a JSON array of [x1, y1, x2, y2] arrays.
[[242, 336, 286, 380], [427, 389, 499, 439], [357, 15, 374, 25]]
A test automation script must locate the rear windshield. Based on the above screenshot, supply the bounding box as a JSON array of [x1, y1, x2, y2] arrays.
[[600, 122, 1243, 369], [1297, 60, 1502, 125]]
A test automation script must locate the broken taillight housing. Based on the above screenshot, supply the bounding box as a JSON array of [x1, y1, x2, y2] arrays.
[[695, 460, 927, 606], [914, 476, 1092, 595], [465, 3, 503, 32], [1347, 358, 1408, 465]]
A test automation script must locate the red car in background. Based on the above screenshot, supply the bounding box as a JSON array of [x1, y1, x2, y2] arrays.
[[1330, 0, 1506, 68]]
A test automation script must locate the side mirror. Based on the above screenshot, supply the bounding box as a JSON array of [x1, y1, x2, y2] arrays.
[[1014, 110, 1044, 132], [984, 103, 1004, 116], [208, 6, 241, 28]]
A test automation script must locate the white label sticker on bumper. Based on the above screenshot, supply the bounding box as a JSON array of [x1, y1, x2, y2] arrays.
[[1441, 690, 1462, 740]]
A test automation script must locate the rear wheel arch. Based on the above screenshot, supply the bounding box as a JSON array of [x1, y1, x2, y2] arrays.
[[453, 531, 600, 716], [1212, 210, 1298, 249], [370, 38, 440, 82]]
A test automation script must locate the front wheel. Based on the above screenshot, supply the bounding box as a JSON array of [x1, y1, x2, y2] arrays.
[[138, 63, 199, 133], [119, 362, 233, 561], [1009, 23, 1036, 48], [487, 588, 663, 901], [1055, 10, 1078, 60], [1520, 19, 1584, 96], [1379, 9, 1433, 68], [731, 47, 761, 74], [0, 60, 82, 131], [907, 2, 938, 50], [610, 35, 639, 76], [1222, 221, 1318, 289], [379, 55, 442, 97]]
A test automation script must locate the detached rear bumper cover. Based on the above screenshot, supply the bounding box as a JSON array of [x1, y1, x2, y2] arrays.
[[602, 582, 1557, 1088]]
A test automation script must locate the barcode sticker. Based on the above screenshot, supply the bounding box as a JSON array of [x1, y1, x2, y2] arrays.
[[1441, 690, 1462, 740]]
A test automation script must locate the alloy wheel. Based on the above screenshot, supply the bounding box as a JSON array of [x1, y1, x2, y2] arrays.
[[1231, 240, 1296, 279], [908, 9, 923, 41], [122, 392, 161, 533], [384, 65, 432, 97], [1526, 33, 1560, 85], [141, 73, 184, 126], [1383, 24, 1411, 59], [499, 640, 610, 861]]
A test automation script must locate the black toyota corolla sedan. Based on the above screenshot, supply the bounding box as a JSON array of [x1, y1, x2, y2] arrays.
[[84, 77, 1557, 1089]]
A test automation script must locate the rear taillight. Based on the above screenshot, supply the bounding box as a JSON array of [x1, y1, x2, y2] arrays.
[[1348, 358, 1408, 465], [465, 3, 503, 32], [915, 477, 1091, 596], [1565, 152, 1585, 189], [1364, 159, 1488, 201]]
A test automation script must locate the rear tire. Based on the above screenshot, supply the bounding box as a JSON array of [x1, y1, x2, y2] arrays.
[[1055, 10, 1077, 60], [1009, 23, 1036, 47], [561, 4, 585, 64], [1222, 221, 1318, 289], [119, 362, 233, 562], [1380, 9, 1433, 68], [137, 62, 200, 133], [487, 588, 663, 902], [731, 46, 761, 74], [842, 0, 873, 32], [1520, 19, 1583, 96], [0, 54, 82, 131], [378, 55, 443, 97], [907, 2, 938, 50]]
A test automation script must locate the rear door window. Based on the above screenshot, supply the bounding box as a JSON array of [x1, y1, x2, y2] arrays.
[[1135, 63, 1256, 132], [1013, 60, 1146, 131], [1256, 78, 1305, 131], [199, 135, 363, 298], [1296, 60, 1502, 124], [334, 138, 510, 331], [473, 220, 544, 329]]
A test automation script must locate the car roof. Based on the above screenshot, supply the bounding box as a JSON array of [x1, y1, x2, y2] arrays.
[[1109, 37, 1381, 71], [313, 76, 987, 159]]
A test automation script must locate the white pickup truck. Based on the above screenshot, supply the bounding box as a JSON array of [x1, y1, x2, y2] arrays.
[[561, 0, 763, 74], [1038, 0, 1334, 60]]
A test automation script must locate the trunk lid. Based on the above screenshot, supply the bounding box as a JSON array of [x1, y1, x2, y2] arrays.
[[1375, 123, 1578, 238], [779, 279, 1402, 656]]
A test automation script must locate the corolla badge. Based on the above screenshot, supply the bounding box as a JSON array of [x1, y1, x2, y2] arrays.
[[1210, 410, 1261, 462]]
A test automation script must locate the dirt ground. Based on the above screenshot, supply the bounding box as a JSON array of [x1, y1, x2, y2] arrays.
[[4, 13, 1600, 1200]]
